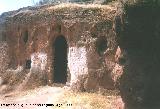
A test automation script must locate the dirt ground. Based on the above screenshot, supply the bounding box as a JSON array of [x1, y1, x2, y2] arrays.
[[0, 85, 124, 109]]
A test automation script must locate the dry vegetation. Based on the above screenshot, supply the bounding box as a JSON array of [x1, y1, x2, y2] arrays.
[[51, 89, 124, 109], [7, 2, 121, 25]]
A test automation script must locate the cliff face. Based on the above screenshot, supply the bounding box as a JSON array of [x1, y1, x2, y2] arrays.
[[0, 3, 124, 92], [119, 3, 160, 108]]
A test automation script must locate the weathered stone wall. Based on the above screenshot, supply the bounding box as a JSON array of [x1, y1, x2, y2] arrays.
[[68, 47, 88, 86], [0, 3, 123, 91], [0, 42, 10, 93], [0, 42, 9, 74]]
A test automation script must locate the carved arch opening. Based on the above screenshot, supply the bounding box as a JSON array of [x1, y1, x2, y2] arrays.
[[53, 35, 68, 84]]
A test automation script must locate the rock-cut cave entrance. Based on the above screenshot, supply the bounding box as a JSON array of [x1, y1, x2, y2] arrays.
[[53, 35, 68, 84]]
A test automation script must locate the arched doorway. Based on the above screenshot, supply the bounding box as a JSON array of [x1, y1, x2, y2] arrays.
[[53, 35, 68, 84]]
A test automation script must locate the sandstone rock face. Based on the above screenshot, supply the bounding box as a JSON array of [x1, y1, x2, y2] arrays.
[[68, 46, 88, 90], [0, 3, 124, 92]]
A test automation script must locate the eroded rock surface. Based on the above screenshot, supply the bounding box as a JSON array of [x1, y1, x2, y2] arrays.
[[0, 3, 124, 92]]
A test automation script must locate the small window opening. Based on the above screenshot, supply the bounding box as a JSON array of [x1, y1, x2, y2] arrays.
[[23, 31, 28, 43], [96, 36, 108, 55], [26, 60, 31, 69]]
